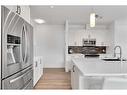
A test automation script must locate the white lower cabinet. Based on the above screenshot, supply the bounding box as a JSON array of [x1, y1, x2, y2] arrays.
[[71, 65, 104, 89], [71, 65, 80, 89], [33, 56, 43, 86], [71, 66, 75, 89], [67, 54, 84, 72], [71, 65, 86, 89]]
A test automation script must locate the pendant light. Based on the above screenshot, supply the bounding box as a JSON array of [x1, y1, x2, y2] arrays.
[[90, 7, 103, 28], [90, 7, 96, 27], [90, 13, 96, 27]]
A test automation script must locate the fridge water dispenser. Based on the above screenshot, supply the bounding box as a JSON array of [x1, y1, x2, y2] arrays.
[[7, 35, 21, 65]]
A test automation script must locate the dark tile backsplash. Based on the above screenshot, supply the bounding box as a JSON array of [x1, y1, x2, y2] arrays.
[[68, 46, 106, 54]]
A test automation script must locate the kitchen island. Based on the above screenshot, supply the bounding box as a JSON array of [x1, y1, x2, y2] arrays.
[[71, 58, 127, 89]]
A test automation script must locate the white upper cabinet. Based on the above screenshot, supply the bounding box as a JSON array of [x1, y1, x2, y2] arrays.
[[68, 24, 110, 46], [5, 6, 30, 23]]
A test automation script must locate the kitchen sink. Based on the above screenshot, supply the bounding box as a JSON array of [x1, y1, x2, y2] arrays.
[[102, 58, 127, 61]]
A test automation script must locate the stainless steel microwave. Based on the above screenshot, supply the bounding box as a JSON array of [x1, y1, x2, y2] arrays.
[[83, 38, 96, 46]]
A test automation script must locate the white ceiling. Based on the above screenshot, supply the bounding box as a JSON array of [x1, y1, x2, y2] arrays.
[[30, 6, 127, 25]]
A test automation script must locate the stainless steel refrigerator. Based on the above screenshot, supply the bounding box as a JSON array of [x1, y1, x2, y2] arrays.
[[1, 6, 33, 89]]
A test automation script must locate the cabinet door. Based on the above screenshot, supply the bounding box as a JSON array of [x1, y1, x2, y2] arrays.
[[71, 68, 74, 89], [71, 65, 87, 89], [33, 57, 43, 86], [74, 66, 80, 89], [40, 57, 43, 75], [38, 57, 43, 78], [33, 59, 38, 86], [71, 65, 79, 89]]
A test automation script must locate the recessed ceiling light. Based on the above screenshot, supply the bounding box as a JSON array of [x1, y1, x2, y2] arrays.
[[34, 19, 46, 24]]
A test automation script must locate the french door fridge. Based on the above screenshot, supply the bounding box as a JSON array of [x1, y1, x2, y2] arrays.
[[1, 6, 33, 89]]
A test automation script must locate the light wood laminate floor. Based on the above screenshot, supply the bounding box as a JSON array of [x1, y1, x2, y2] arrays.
[[34, 68, 71, 89]]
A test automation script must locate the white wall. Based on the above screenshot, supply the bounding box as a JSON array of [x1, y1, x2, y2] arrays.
[[106, 22, 115, 54], [107, 17, 127, 58], [34, 24, 65, 68], [114, 17, 127, 59]]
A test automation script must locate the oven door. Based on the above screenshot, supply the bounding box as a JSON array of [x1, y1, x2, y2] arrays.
[[2, 67, 33, 89]]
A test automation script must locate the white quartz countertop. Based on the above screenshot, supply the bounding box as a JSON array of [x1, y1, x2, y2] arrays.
[[72, 58, 127, 77]]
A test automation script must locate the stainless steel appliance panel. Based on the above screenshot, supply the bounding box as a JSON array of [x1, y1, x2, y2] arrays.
[[21, 21, 33, 69], [1, 6, 33, 89], [2, 67, 33, 89], [2, 8, 25, 78]]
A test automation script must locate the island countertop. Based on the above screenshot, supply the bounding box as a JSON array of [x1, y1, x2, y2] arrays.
[[72, 58, 127, 77]]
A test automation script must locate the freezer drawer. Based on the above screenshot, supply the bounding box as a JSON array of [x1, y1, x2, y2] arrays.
[[2, 67, 33, 89]]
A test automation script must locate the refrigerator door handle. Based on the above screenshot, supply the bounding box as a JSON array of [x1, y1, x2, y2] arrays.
[[21, 25, 25, 63], [20, 25, 24, 63], [21, 24, 28, 63], [24, 25, 28, 63], [9, 69, 32, 84]]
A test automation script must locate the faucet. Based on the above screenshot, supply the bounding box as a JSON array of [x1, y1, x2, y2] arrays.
[[114, 45, 122, 59]]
